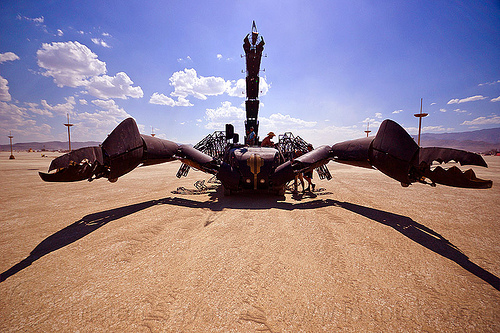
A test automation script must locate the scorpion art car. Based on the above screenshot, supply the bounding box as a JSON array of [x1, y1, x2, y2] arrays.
[[39, 22, 492, 195]]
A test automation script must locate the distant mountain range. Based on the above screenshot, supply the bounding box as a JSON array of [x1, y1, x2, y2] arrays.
[[411, 127, 500, 153], [1, 141, 100, 152], [2, 127, 499, 153]]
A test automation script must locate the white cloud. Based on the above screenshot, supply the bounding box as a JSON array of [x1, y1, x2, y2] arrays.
[[0, 101, 53, 141], [57, 29, 64, 36], [404, 125, 454, 135], [217, 54, 223, 60], [461, 115, 500, 126], [392, 110, 403, 114], [150, 92, 176, 106], [197, 101, 378, 146], [262, 113, 317, 129], [177, 56, 192, 63], [170, 68, 229, 101], [478, 80, 500, 86], [491, 96, 500, 102], [375, 112, 382, 118], [37, 41, 142, 99], [258, 77, 270, 96], [16, 15, 48, 34], [31, 16, 44, 23], [0, 52, 20, 63], [447, 95, 487, 104], [87, 72, 143, 99], [174, 97, 194, 107], [0, 97, 81, 141], [361, 117, 382, 127], [202, 103, 321, 143], [226, 77, 270, 98], [226, 78, 246, 97], [79, 99, 88, 105], [453, 108, 467, 113], [91, 99, 127, 114], [91, 38, 110, 48], [40, 96, 76, 116], [439, 108, 447, 112], [422, 125, 453, 132], [0, 76, 12, 101], [259, 113, 318, 141], [466, 95, 487, 102], [68, 99, 133, 141], [37, 41, 107, 87], [0, 102, 29, 128], [290, 125, 364, 147], [25, 102, 53, 117], [152, 69, 270, 107], [205, 101, 245, 129], [17, 15, 44, 24], [149, 92, 193, 107]]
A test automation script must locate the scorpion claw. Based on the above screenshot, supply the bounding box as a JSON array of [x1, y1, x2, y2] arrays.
[[39, 118, 217, 183], [39, 160, 98, 182], [420, 165, 492, 189], [329, 119, 492, 189], [39, 147, 105, 182], [418, 147, 488, 168], [415, 147, 491, 188]]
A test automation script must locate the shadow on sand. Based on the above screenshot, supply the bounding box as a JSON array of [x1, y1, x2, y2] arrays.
[[2, 190, 499, 291]]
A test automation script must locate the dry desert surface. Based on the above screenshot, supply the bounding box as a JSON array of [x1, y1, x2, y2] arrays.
[[1, 151, 499, 332]]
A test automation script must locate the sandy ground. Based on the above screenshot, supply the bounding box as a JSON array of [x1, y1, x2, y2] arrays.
[[0, 151, 499, 332]]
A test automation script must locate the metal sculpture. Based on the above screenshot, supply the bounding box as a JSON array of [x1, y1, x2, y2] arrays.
[[39, 22, 492, 194]]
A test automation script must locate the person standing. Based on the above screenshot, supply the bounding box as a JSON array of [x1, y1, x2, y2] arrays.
[[247, 127, 256, 146], [261, 132, 276, 147]]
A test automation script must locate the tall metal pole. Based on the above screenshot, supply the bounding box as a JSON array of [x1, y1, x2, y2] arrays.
[[8, 131, 15, 159], [243, 20, 265, 144], [364, 122, 371, 137], [414, 98, 428, 146], [64, 113, 74, 151]]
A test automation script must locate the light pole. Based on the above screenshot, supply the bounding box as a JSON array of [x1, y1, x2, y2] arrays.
[[414, 98, 428, 146], [64, 113, 74, 151], [8, 131, 15, 159], [364, 122, 371, 137]]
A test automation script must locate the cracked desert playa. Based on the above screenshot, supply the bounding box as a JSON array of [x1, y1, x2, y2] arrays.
[[1, 152, 499, 332]]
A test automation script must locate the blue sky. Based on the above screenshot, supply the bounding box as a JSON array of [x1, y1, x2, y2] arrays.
[[1, 0, 499, 146]]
